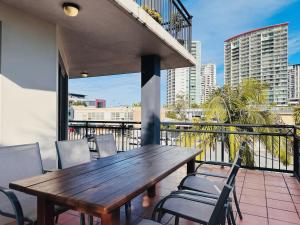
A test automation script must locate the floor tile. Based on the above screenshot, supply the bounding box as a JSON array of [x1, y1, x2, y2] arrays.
[[268, 208, 300, 224], [265, 185, 289, 194], [266, 192, 292, 202], [240, 195, 267, 206], [267, 199, 296, 212], [239, 203, 267, 217], [236, 214, 268, 225], [242, 188, 266, 197]]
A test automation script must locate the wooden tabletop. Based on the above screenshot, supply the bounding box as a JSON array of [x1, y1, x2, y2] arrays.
[[10, 145, 201, 216]]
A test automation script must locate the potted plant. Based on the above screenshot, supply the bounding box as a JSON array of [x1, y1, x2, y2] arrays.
[[142, 5, 163, 24]]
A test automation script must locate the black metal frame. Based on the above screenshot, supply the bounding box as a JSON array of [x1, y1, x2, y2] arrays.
[[68, 120, 300, 178], [136, 0, 192, 51], [0, 187, 25, 225]]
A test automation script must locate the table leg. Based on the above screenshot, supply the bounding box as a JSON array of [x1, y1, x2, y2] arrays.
[[147, 185, 156, 198], [37, 197, 54, 225], [101, 209, 120, 225], [187, 158, 195, 174]]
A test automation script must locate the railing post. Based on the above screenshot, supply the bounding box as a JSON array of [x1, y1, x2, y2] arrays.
[[85, 121, 89, 138], [166, 129, 168, 146], [188, 16, 192, 52], [293, 127, 299, 179], [221, 132, 225, 163], [121, 122, 125, 151]]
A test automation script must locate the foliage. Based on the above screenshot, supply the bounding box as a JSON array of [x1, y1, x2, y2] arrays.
[[166, 93, 188, 121], [293, 105, 300, 125], [71, 101, 87, 107], [179, 79, 292, 167], [142, 6, 163, 24], [190, 103, 201, 109], [132, 102, 141, 107], [166, 111, 177, 120]]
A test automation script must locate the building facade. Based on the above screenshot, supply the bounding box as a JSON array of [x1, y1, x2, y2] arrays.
[[200, 64, 217, 103], [224, 23, 288, 105], [288, 64, 300, 103], [167, 41, 201, 106]]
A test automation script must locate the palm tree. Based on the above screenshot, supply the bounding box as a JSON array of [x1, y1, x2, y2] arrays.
[[180, 79, 292, 166], [293, 105, 300, 125]]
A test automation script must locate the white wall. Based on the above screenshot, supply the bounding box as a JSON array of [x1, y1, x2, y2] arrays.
[[0, 2, 58, 169]]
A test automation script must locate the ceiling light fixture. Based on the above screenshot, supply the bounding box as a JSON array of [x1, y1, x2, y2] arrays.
[[63, 2, 80, 17], [81, 72, 88, 78]]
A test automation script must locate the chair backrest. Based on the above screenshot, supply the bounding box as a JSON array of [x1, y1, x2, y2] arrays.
[[0, 143, 43, 224], [94, 134, 118, 158], [231, 141, 247, 167], [56, 139, 91, 169], [208, 184, 233, 225], [0, 143, 43, 187], [225, 143, 247, 187]]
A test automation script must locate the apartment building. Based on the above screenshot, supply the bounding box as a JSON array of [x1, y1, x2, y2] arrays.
[[288, 64, 300, 103], [200, 64, 217, 103], [167, 41, 201, 106], [224, 23, 288, 105]]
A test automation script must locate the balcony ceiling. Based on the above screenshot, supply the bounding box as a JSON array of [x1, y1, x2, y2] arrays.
[[1, 0, 196, 78]]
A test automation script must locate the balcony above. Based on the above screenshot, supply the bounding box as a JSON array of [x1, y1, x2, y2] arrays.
[[0, 0, 196, 78]]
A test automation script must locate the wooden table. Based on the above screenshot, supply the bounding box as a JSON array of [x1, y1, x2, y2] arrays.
[[10, 145, 201, 225]]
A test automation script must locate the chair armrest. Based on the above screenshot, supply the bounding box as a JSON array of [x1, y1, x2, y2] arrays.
[[43, 169, 59, 173], [0, 187, 25, 225], [196, 161, 233, 171], [171, 189, 219, 199], [152, 193, 217, 221], [194, 171, 228, 179]]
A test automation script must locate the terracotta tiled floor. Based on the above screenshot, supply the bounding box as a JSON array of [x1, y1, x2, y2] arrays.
[[7, 166, 300, 225]]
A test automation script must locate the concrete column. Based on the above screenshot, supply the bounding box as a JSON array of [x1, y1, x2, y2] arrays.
[[141, 55, 161, 146]]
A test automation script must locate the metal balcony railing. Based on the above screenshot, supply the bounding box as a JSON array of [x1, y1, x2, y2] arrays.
[[136, 0, 192, 51], [68, 120, 300, 179]]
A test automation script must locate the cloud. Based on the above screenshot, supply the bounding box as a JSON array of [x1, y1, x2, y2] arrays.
[[289, 31, 300, 56]]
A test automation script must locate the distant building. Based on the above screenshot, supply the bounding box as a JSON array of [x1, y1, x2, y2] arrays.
[[288, 64, 300, 103], [85, 99, 106, 108], [69, 93, 86, 104], [69, 106, 166, 121], [69, 93, 106, 108], [224, 23, 288, 105], [200, 64, 217, 103], [167, 41, 201, 106]]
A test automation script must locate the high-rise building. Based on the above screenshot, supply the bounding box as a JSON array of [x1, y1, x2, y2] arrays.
[[288, 64, 300, 102], [200, 64, 217, 103], [167, 41, 201, 106], [224, 23, 288, 105]]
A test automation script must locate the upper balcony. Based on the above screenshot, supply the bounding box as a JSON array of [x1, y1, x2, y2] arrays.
[[136, 0, 193, 51], [0, 0, 195, 78]]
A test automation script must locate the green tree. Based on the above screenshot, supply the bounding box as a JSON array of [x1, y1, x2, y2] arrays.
[[180, 79, 292, 166], [166, 93, 188, 121], [293, 105, 300, 125]]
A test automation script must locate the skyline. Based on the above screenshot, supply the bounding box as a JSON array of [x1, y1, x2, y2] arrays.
[[70, 0, 300, 107]]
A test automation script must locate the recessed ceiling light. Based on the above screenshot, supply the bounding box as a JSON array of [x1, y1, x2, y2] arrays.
[[81, 72, 88, 78], [63, 2, 80, 17]]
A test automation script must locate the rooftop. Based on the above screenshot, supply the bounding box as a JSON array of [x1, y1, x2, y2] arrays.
[[224, 22, 288, 42]]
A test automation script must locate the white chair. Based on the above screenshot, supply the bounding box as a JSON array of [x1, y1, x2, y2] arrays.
[[94, 134, 118, 158], [55, 139, 91, 169], [94, 134, 132, 216], [0, 143, 66, 225]]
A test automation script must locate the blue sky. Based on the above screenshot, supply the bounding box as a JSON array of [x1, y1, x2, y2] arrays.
[[70, 0, 300, 107]]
